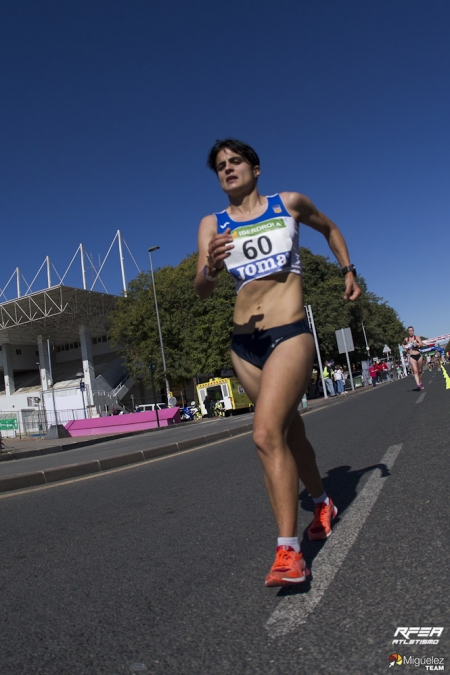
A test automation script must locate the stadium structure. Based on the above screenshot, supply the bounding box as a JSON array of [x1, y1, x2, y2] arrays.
[[0, 231, 144, 437]]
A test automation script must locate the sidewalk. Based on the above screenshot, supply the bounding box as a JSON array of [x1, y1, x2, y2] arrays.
[[0, 381, 387, 494], [0, 423, 180, 459]]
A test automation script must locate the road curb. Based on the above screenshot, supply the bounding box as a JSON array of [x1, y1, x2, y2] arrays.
[[0, 383, 384, 462], [0, 382, 398, 493], [0, 424, 254, 494]]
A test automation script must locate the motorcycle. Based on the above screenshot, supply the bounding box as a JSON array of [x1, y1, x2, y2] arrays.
[[180, 406, 195, 421], [180, 403, 202, 421], [189, 403, 202, 420]]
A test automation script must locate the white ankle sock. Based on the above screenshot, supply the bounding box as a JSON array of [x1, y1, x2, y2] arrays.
[[313, 492, 330, 505], [277, 537, 300, 553]]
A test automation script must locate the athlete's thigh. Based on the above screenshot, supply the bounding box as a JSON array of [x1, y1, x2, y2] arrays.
[[410, 358, 418, 374], [231, 350, 262, 404], [255, 333, 314, 431]]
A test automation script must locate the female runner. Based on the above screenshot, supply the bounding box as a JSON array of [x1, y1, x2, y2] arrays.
[[403, 326, 424, 390], [194, 139, 361, 587]]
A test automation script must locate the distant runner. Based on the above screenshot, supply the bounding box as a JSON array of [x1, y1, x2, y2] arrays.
[[194, 138, 361, 587], [403, 326, 424, 390]]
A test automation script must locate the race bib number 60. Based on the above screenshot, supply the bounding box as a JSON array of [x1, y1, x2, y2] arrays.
[[225, 218, 292, 283]]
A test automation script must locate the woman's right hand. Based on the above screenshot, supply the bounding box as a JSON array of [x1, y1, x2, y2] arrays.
[[207, 228, 233, 270]]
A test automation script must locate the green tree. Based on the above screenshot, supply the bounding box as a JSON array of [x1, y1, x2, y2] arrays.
[[109, 248, 406, 385], [301, 247, 405, 362], [109, 253, 236, 387]]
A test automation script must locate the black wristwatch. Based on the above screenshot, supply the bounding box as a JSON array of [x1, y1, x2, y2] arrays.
[[341, 264, 356, 277]]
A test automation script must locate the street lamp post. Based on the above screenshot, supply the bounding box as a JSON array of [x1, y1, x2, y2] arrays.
[[361, 322, 370, 358], [148, 363, 160, 428], [148, 246, 170, 404]]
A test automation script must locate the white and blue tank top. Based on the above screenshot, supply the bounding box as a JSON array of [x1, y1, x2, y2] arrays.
[[215, 193, 302, 293]]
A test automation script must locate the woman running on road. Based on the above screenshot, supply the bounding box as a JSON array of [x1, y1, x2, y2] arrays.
[[403, 326, 424, 390], [194, 139, 361, 587]]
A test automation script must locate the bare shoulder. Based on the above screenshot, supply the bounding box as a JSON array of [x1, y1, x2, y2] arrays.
[[198, 213, 217, 233], [279, 191, 305, 209], [197, 214, 217, 246], [279, 191, 317, 222]]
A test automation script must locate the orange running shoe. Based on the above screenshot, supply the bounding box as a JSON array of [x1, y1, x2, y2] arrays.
[[307, 498, 338, 540], [265, 546, 310, 587]]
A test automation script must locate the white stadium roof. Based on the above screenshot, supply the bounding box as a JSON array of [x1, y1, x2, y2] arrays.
[[0, 231, 140, 346], [0, 285, 118, 346]]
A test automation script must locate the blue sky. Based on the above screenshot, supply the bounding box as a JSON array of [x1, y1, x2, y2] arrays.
[[1, 0, 449, 342]]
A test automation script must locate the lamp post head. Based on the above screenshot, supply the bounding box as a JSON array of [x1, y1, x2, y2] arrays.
[[148, 246, 160, 253]]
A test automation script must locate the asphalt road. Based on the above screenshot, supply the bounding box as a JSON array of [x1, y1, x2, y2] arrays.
[[0, 370, 449, 675], [0, 413, 255, 479]]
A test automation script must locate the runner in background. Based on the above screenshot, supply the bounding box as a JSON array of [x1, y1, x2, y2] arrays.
[[434, 352, 442, 371], [194, 138, 361, 587], [403, 326, 424, 390]]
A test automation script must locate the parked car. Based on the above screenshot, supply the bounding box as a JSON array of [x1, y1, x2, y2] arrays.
[[135, 403, 168, 412]]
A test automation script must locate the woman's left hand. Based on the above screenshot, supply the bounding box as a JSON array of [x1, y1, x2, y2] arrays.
[[344, 274, 361, 301]]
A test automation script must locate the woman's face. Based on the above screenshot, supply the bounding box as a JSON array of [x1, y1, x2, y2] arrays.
[[408, 327, 415, 337], [215, 148, 260, 196]]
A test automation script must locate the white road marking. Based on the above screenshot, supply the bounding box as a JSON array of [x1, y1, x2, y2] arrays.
[[266, 443, 403, 638], [416, 392, 426, 404]]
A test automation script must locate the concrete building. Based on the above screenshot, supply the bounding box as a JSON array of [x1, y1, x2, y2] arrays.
[[0, 233, 201, 438], [0, 233, 144, 437], [0, 285, 137, 437]]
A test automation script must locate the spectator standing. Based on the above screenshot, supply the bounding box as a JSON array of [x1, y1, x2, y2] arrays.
[[333, 368, 339, 394], [374, 362, 382, 383], [369, 363, 377, 387], [334, 366, 344, 395], [323, 361, 335, 397], [203, 394, 213, 418]]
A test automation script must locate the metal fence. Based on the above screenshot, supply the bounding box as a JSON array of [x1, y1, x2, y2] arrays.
[[0, 408, 88, 438]]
